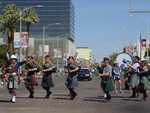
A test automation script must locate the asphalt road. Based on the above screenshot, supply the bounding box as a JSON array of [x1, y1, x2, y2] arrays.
[[0, 75, 150, 113]]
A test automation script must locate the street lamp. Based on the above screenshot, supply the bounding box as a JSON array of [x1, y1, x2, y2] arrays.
[[128, 0, 150, 59], [50, 33, 69, 71], [20, 5, 43, 35], [42, 23, 61, 64], [19, 5, 43, 62]]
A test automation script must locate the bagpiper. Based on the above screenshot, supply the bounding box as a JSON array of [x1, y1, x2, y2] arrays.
[[24, 56, 40, 98], [65, 56, 79, 100], [41, 55, 56, 98], [6, 55, 25, 103], [129, 56, 140, 98], [138, 61, 150, 100]]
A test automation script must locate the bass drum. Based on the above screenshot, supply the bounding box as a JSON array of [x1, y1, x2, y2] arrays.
[[116, 53, 133, 67]]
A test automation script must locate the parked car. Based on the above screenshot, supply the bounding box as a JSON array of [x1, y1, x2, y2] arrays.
[[77, 68, 92, 81]]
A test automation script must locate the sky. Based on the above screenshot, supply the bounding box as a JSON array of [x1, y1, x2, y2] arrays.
[[73, 0, 150, 62]]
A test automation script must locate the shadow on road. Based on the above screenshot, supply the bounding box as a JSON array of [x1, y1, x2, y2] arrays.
[[53, 94, 69, 97], [83, 96, 106, 103], [111, 95, 127, 99], [53, 97, 71, 100], [0, 100, 10, 103], [122, 98, 142, 102], [17, 96, 46, 99]]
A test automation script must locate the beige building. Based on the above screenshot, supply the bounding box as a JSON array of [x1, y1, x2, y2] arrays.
[[76, 47, 92, 67]]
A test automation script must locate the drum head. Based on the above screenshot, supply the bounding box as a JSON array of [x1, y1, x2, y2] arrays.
[[116, 53, 133, 67]]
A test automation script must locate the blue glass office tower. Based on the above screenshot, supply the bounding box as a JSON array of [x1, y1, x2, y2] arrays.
[[0, 0, 75, 41]]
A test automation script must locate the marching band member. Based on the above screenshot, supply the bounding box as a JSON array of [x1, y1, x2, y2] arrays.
[[41, 55, 56, 98], [129, 56, 140, 98], [24, 56, 40, 98], [65, 56, 79, 100], [6, 55, 25, 103]]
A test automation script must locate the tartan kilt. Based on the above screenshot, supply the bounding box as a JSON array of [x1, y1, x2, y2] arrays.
[[41, 74, 54, 88], [24, 74, 38, 88], [138, 77, 150, 90], [101, 77, 114, 92], [7, 76, 18, 89], [65, 75, 78, 89], [130, 74, 140, 88]]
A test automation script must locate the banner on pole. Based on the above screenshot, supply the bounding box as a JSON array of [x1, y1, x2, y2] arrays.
[[14, 32, 21, 48], [14, 32, 28, 48], [44, 45, 49, 56], [20, 32, 28, 48]]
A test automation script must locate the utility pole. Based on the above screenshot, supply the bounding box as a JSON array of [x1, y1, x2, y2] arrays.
[[129, 0, 150, 60]]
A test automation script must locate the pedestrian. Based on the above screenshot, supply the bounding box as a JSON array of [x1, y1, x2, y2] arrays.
[[129, 56, 140, 98], [112, 62, 122, 94], [24, 56, 40, 98], [99, 57, 114, 101], [65, 56, 79, 100], [41, 55, 56, 98], [5, 55, 25, 103]]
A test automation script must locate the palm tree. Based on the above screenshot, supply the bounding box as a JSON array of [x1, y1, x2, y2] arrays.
[[22, 8, 39, 56], [23, 8, 39, 36], [0, 4, 20, 53]]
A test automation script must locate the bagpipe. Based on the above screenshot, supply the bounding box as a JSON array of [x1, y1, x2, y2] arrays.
[[42, 65, 57, 74]]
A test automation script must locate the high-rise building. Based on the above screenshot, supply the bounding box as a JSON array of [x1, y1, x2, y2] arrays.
[[0, 0, 75, 40], [0, 0, 76, 62]]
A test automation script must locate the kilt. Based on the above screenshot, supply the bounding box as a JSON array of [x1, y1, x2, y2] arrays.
[[65, 75, 78, 89], [7, 76, 18, 89], [139, 77, 150, 90], [41, 74, 54, 89], [130, 73, 140, 88], [101, 76, 114, 92], [24, 74, 37, 89]]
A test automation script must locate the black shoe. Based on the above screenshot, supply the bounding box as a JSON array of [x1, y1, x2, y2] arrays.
[[45, 91, 52, 98], [70, 93, 77, 100], [29, 94, 34, 98], [143, 94, 148, 101], [105, 95, 111, 101]]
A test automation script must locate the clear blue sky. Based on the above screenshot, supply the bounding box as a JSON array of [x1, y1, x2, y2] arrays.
[[73, 0, 150, 62]]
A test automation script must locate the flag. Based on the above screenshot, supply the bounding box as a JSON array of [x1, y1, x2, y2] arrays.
[[140, 38, 146, 48]]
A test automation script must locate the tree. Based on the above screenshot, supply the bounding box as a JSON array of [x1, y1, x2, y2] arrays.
[[0, 4, 20, 53], [0, 45, 7, 65], [22, 8, 39, 55], [23, 8, 39, 35], [109, 52, 118, 65]]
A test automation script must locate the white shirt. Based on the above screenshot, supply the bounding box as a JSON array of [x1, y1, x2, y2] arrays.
[[132, 63, 140, 72]]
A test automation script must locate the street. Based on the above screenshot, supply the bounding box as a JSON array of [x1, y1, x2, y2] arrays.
[[0, 75, 150, 113]]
